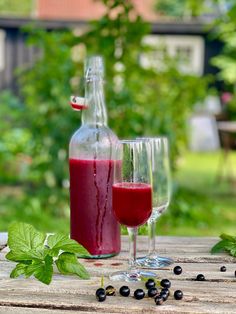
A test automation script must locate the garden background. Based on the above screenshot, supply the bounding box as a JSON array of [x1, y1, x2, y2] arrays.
[[0, 0, 236, 236]]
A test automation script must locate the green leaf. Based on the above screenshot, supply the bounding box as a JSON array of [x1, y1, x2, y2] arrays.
[[24, 255, 53, 285], [229, 247, 236, 257], [220, 233, 236, 243], [224, 242, 236, 251], [6, 248, 45, 262], [6, 250, 32, 262], [55, 252, 90, 279], [211, 234, 236, 257], [8, 222, 46, 253], [10, 263, 28, 278], [6, 223, 90, 285], [211, 240, 229, 253], [47, 233, 89, 257]]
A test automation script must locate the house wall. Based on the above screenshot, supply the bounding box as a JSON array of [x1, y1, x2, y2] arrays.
[[36, 0, 159, 22], [0, 19, 222, 94]]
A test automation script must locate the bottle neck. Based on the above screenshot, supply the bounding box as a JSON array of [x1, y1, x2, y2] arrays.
[[82, 79, 108, 126]]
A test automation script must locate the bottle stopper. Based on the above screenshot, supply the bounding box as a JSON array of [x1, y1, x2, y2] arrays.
[[70, 96, 88, 110]]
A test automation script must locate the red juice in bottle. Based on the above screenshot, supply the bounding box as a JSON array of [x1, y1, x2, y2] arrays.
[[70, 158, 120, 256], [112, 182, 152, 227]]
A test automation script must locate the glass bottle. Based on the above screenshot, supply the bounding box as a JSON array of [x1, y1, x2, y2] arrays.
[[69, 56, 121, 258]]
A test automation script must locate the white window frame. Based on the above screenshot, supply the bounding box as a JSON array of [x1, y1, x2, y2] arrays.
[[141, 34, 205, 76]]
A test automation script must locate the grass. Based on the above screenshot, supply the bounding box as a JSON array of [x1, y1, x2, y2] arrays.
[[0, 187, 69, 233], [1, 150, 236, 237], [157, 150, 236, 236]]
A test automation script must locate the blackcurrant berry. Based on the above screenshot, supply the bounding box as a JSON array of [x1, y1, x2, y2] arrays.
[[173, 265, 182, 275], [160, 278, 171, 289], [96, 290, 106, 302], [134, 288, 145, 300], [161, 288, 170, 297], [160, 291, 169, 301], [105, 285, 116, 296], [174, 290, 183, 300], [235, 270, 236, 278], [145, 279, 156, 289], [96, 288, 105, 297], [119, 285, 130, 297], [220, 266, 226, 272], [148, 287, 158, 298], [196, 274, 205, 281], [155, 295, 164, 305]]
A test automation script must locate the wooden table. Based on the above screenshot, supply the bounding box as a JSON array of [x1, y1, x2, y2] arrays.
[[0, 234, 236, 313]]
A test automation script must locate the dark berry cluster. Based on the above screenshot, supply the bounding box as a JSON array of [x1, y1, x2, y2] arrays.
[[96, 265, 236, 304], [95, 277, 183, 306]]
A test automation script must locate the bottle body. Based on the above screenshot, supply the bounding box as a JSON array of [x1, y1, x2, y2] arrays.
[[69, 57, 120, 258]]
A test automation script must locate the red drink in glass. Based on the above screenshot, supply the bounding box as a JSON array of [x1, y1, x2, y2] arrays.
[[70, 158, 120, 256], [112, 182, 152, 227]]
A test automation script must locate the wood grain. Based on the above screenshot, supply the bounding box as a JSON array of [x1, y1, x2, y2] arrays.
[[0, 307, 100, 314], [0, 234, 236, 313]]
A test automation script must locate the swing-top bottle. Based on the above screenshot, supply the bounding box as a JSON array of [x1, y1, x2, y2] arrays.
[[69, 56, 121, 258]]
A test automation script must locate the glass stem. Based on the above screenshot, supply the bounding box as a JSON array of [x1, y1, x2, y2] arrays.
[[127, 227, 138, 273], [148, 217, 156, 257]]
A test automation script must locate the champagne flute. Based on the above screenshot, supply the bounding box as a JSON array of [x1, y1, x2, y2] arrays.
[[136, 137, 174, 268], [110, 139, 156, 281]]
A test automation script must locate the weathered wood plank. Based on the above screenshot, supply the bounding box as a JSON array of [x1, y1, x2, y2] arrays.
[[0, 267, 235, 308], [0, 286, 236, 314], [0, 306, 100, 314], [1, 259, 236, 281], [0, 234, 219, 247], [0, 233, 235, 313], [0, 278, 235, 300], [1, 303, 236, 314], [2, 251, 234, 264], [0, 274, 236, 298], [0, 234, 229, 264]]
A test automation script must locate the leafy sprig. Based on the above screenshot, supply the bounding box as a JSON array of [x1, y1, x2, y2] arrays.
[[211, 233, 236, 257], [6, 222, 90, 284]]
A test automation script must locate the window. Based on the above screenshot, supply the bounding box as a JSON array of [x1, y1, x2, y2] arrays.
[[141, 35, 204, 76]]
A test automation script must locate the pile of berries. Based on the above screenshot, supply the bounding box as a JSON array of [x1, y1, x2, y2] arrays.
[[96, 264, 236, 305], [95, 277, 183, 305]]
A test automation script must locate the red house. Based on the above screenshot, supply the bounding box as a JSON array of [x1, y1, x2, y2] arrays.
[[36, 0, 159, 21]]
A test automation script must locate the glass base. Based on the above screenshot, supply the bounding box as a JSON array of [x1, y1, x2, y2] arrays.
[[136, 255, 174, 269], [76, 252, 118, 259], [109, 269, 157, 282]]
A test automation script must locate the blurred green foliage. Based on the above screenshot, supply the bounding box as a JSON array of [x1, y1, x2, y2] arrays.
[[211, 2, 236, 84], [0, 0, 211, 232], [155, 0, 206, 18], [0, 91, 32, 183], [211, 2, 236, 120], [0, 0, 32, 16], [154, 0, 236, 19]]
